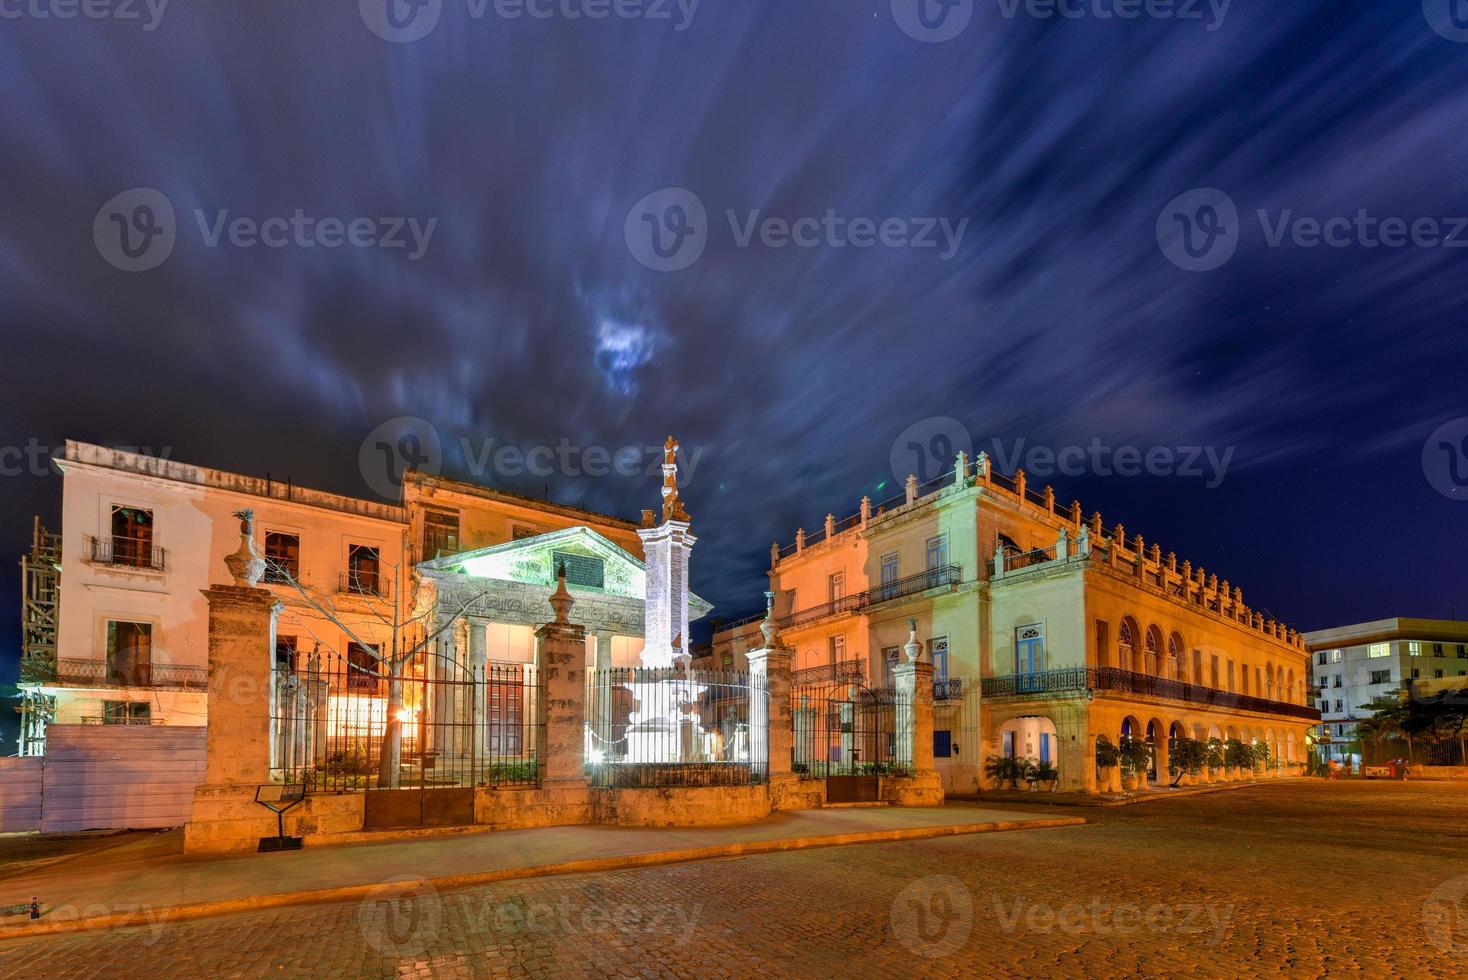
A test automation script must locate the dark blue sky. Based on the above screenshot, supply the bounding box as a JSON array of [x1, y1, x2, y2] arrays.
[[2, 0, 1467, 697]]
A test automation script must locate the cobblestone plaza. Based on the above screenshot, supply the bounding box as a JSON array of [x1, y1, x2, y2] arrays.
[[1, 781, 1464, 977]]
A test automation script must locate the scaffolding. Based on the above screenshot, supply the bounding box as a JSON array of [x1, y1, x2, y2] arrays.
[[18, 516, 60, 755]]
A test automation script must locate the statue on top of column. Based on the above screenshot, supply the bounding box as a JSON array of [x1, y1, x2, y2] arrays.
[[661, 436, 691, 524]]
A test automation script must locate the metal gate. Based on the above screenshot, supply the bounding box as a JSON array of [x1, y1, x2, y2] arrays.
[[271, 647, 541, 828], [791, 661, 908, 803]]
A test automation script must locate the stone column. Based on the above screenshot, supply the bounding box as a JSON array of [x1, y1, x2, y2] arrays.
[[185, 584, 284, 853], [893, 657, 942, 805], [747, 645, 793, 781], [534, 571, 589, 790]]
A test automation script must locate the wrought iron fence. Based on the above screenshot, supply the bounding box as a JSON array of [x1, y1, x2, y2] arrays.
[[1362, 735, 1467, 767], [790, 678, 911, 779], [980, 666, 1321, 721], [585, 667, 767, 788], [269, 651, 542, 792], [86, 534, 166, 571]]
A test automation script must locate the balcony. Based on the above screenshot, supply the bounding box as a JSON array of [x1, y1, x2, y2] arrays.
[[783, 565, 964, 631], [86, 535, 166, 572], [981, 666, 1321, 721], [933, 677, 965, 701], [339, 570, 388, 598], [792, 659, 867, 688], [28, 656, 208, 691]]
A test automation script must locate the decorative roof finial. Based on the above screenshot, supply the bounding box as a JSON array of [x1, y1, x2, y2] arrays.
[[759, 590, 781, 648], [660, 435, 691, 523], [224, 508, 266, 587], [548, 561, 574, 624]]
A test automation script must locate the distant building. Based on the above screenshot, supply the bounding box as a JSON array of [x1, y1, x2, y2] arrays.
[[1303, 618, 1468, 767]]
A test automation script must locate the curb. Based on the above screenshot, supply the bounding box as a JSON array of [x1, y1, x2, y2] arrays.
[[0, 815, 1084, 941]]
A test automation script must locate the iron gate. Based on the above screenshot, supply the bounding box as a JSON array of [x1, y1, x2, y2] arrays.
[[270, 648, 542, 828], [791, 661, 909, 803]]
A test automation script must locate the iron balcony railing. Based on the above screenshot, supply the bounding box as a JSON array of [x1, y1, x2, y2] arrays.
[[980, 666, 1321, 721], [933, 677, 965, 701], [42, 657, 208, 690], [792, 659, 868, 688], [81, 716, 166, 726], [87, 535, 166, 571], [339, 570, 388, 598], [784, 565, 964, 631]]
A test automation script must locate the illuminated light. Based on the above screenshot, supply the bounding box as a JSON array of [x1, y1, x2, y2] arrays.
[[395, 708, 415, 723], [589, 749, 605, 764]]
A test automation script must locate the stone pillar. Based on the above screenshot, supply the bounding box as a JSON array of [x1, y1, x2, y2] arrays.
[[747, 646, 793, 781], [893, 657, 942, 805], [185, 585, 285, 854], [905, 473, 918, 504], [535, 572, 589, 790], [637, 518, 696, 668]]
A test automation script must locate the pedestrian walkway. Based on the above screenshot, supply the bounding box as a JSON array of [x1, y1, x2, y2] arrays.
[[0, 803, 1083, 939]]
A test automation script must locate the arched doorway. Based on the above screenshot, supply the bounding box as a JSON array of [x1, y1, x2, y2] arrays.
[[1000, 715, 1060, 774]]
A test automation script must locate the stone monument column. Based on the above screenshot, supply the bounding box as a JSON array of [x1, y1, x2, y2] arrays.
[[891, 619, 944, 805], [636, 436, 695, 669], [534, 567, 589, 789]]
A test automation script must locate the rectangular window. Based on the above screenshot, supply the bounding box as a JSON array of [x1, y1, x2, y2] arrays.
[[1368, 643, 1391, 659], [275, 635, 298, 670], [106, 621, 152, 686], [1316, 651, 1328, 665], [883, 647, 901, 685], [880, 553, 899, 599], [1210, 655, 1220, 688], [1370, 669, 1392, 684], [1334, 700, 1343, 713], [346, 544, 381, 595], [102, 701, 151, 725], [1435, 669, 1445, 679], [934, 730, 953, 759], [346, 642, 379, 691], [1409, 642, 1422, 657], [1330, 649, 1343, 663], [1411, 668, 1421, 680], [1333, 675, 1342, 688], [1434, 643, 1444, 655], [511, 524, 538, 540], [925, 534, 948, 575], [1094, 620, 1110, 668], [1459, 645, 1467, 658], [829, 635, 845, 665], [264, 531, 300, 584], [422, 509, 460, 560], [829, 571, 845, 604], [1226, 660, 1236, 693], [109, 505, 155, 568], [930, 636, 950, 683]]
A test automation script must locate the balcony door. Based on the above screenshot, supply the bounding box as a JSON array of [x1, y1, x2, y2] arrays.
[[110, 505, 153, 568], [106, 621, 152, 686], [880, 553, 899, 600], [1015, 625, 1044, 692]]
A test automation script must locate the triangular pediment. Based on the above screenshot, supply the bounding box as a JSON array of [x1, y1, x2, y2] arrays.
[[418, 525, 711, 616]]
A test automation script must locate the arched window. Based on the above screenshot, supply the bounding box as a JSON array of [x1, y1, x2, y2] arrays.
[[1118, 617, 1138, 672], [1167, 633, 1184, 682], [1265, 663, 1275, 699], [1144, 625, 1163, 675]]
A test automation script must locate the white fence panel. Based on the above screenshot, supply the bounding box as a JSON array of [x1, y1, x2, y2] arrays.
[[0, 757, 44, 832], [39, 725, 206, 833]]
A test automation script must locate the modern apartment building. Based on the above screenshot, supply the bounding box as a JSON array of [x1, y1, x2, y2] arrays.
[[1303, 618, 1468, 766]]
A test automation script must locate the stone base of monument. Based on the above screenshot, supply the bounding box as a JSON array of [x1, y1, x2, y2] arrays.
[[878, 770, 945, 806], [591, 784, 772, 827]]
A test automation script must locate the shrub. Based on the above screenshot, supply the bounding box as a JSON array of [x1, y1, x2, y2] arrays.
[[1224, 738, 1254, 771], [1119, 737, 1152, 777], [1205, 737, 1226, 771], [1033, 760, 1059, 782], [1094, 736, 1121, 770], [1167, 737, 1206, 786], [984, 755, 1022, 788]]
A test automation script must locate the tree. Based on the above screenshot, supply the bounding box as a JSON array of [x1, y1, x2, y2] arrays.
[[1204, 737, 1225, 772], [1224, 738, 1253, 772], [1094, 735, 1121, 771], [1119, 736, 1151, 779], [1167, 737, 1206, 786], [266, 540, 492, 788]]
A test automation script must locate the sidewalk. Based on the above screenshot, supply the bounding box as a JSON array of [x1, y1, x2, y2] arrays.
[[967, 777, 1314, 808], [0, 803, 1083, 939]]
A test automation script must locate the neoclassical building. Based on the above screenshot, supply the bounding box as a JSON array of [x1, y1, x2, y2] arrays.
[[713, 453, 1318, 794]]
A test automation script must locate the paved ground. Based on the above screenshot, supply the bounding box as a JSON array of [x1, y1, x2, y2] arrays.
[[0, 781, 1465, 977]]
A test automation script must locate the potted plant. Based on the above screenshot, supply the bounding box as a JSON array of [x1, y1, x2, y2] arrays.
[[1094, 736, 1121, 793], [1119, 737, 1151, 791], [1167, 737, 1206, 787], [1204, 737, 1226, 781], [1252, 741, 1271, 778], [1019, 758, 1040, 791], [984, 755, 1021, 790], [1033, 759, 1059, 792]]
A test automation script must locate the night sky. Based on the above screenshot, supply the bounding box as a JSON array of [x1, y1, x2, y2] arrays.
[[2, 0, 1467, 707]]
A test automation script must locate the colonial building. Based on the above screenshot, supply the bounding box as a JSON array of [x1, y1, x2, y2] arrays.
[[713, 453, 1318, 794], [1304, 617, 1468, 767], [18, 441, 692, 756]]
